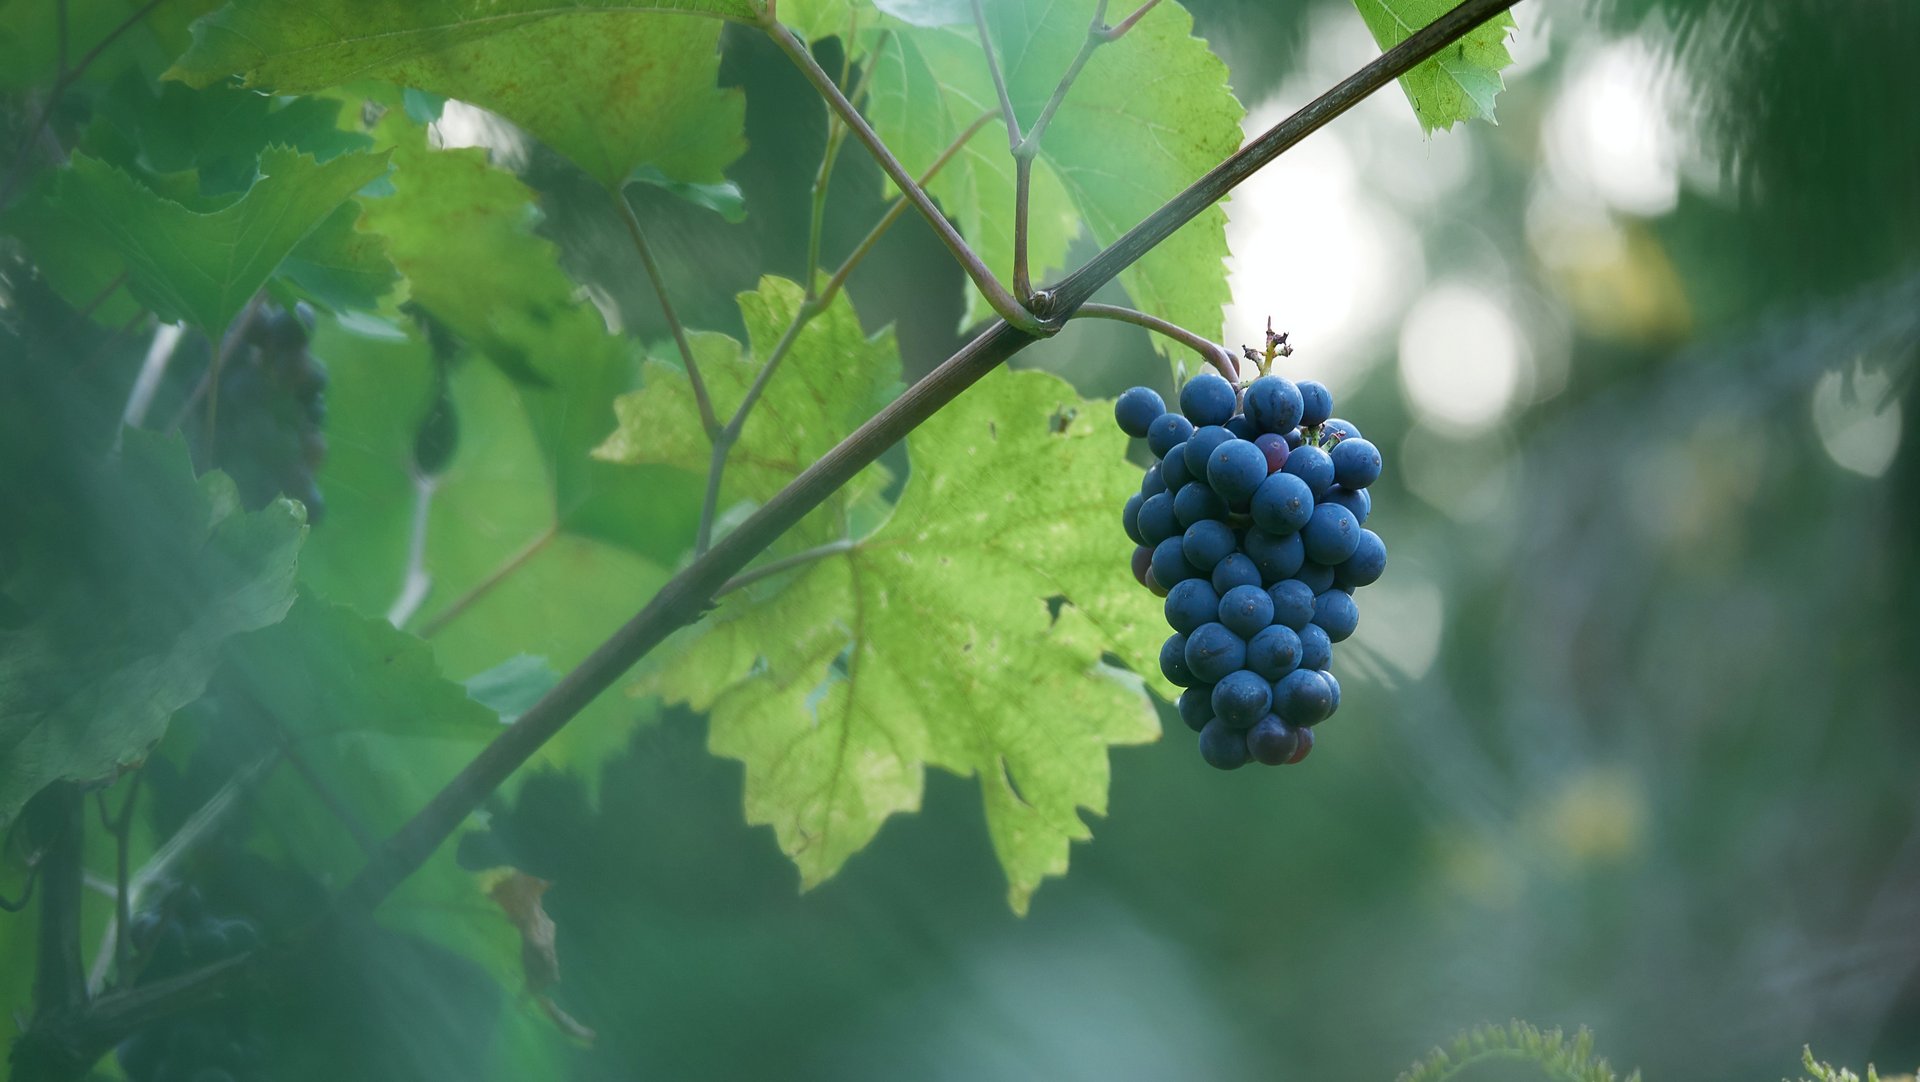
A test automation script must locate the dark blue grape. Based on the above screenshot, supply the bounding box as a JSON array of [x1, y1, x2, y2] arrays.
[[1114, 386, 1166, 437], [1138, 492, 1179, 544], [1212, 670, 1272, 728], [1297, 622, 1332, 671], [1179, 372, 1237, 426], [1311, 589, 1359, 642], [1217, 584, 1275, 639], [1181, 519, 1237, 572], [1160, 634, 1195, 686], [1150, 536, 1200, 586], [1246, 716, 1302, 765], [1242, 528, 1305, 583], [1131, 545, 1153, 591], [1283, 428, 1304, 449], [1336, 529, 1387, 589], [1161, 444, 1194, 490], [1250, 471, 1314, 535], [1243, 375, 1304, 433], [1301, 503, 1360, 564], [1275, 669, 1333, 726], [1246, 624, 1302, 680], [1320, 670, 1341, 716], [1253, 432, 1289, 474], [1207, 439, 1268, 507], [1183, 622, 1246, 684], [1330, 436, 1381, 489], [1267, 579, 1315, 630], [1211, 552, 1262, 594], [1122, 493, 1145, 545], [1146, 413, 1194, 458], [1324, 485, 1370, 525], [1182, 425, 1235, 479], [1140, 461, 1166, 498], [1173, 482, 1228, 527], [1163, 578, 1220, 634], [1322, 418, 1361, 442], [1295, 560, 1336, 595], [1224, 414, 1255, 440], [1298, 380, 1333, 427], [1178, 685, 1215, 732], [1281, 443, 1334, 498], [1198, 718, 1250, 770]]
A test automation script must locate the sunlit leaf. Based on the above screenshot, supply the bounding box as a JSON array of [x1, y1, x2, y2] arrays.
[[1351, 0, 1516, 132]]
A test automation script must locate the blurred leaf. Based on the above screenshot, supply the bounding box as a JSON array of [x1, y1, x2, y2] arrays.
[[0, 431, 304, 827], [1350, 0, 1515, 132], [464, 655, 559, 724], [640, 368, 1161, 912], [595, 275, 901, 547], [849, 0, 1243, 349], [278, 199, 403, 313], [0, 0, 223, 91], [169, 2, 748, 188], [47, 147, 389, 333], [629, 165, 747, 223]]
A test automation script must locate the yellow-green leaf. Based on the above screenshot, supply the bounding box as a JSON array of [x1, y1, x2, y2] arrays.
[[1351, 0, 1516, 132]]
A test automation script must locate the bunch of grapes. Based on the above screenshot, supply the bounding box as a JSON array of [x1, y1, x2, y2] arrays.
[[1114, 350, 1387, 771], [204, 302, 329, 524], [115, 886, 269, 1082]]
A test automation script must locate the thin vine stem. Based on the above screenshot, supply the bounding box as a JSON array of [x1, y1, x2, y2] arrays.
[[1006, 0, 1109, 298], [716, 538, 858, 596], [973, 0, 1022, 151], [1075, 303, 1238, 381], [21, 1, 1525, 1069], [611, 185, 721, 441]]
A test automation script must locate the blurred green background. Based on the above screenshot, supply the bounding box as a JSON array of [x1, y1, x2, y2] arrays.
[[478, 1, 1920, 1077]]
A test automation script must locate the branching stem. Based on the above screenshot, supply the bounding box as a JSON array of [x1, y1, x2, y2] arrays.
[[1075, 303, 1237, 381], [611, 185, 721, 441]]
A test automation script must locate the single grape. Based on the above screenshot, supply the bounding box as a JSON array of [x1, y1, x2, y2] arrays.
[[1250, 471, 1314, 535], [1211, 669, 1272, 728], [1114, 386, 1166, 437], [1178, 685, 1215, 732], [1181, 519, 1237, 572], [1179, 372, 1238, 427], [1323, 485, 1370, 526], [1224, 414, 1256, 440], [1163, 578, 1221, 634], [1297, 621, 1332, 671], [1294, 560, 1336, 595], [1173, 482, 1229, 528], [1150, 536, 1200, 587], [1217, 584, 1275, 639], [1143, 568, 1168, 598], [1146, 413, 1194, 458], [1242, 528, 1305, 584], [1283, 428, 1304, 450], [1160, 634, 1195, 686], [1140, 461, 1166, 498], [1137, 492, 1179, 544], [1319, 670, 1341, 716], [1321, 418, 1361, 442], [1206, 439, 1269, 507], [1266, 579, 1315, 631], [1330, 436, 1382, 489], [1253, 432, 1289, 474], [1246, 716, 1302, 765], [1183, 622, 1247, 684], [1182, 425, 1236, 479], [1161, 443, 1194, 490], [1123, 493, 1145, 545], [1245, 624, 1302, 680], [1198, 718, 1250, 770], [1275, 668, 1333, 726], [1336, 529, 1387, 589], [1298, 380, 1333, 427], [1242, 374, 1304, 433], [1211, 552, 1262, 594], [1301, 503, 1360, 564], [1131, 545, 1153, 590], [1311, 589, 1360, 642], [1281, 443, 1334, 498], [1286, 726, 1315, 764]]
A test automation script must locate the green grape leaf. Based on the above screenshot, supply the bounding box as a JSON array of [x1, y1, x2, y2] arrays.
[[639, 369, 1163, 912], [48, 147, 390, 333], [630, 165, 748, 224], [170, 2, 748, 188], [1351, 0, 1516, 132], [854, 0, 1243, 351], [0, 431, 305, 827], [463, 655, 560, 724], [278, 199, 404, 313], [0, 0, 223, 91], [594, 275, 902, 547]]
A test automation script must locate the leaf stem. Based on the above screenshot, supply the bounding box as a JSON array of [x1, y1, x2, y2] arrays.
[[1005, 0, 1111, 300], [610, 185, 721, 441], [1100, 0, 1163, 42], [716, 538, 857, 596], [1075, 303, 1237, 381], [414, 525, 558, 639], [972, 0, 1022, 152], [764, 21, 1048, 336]]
